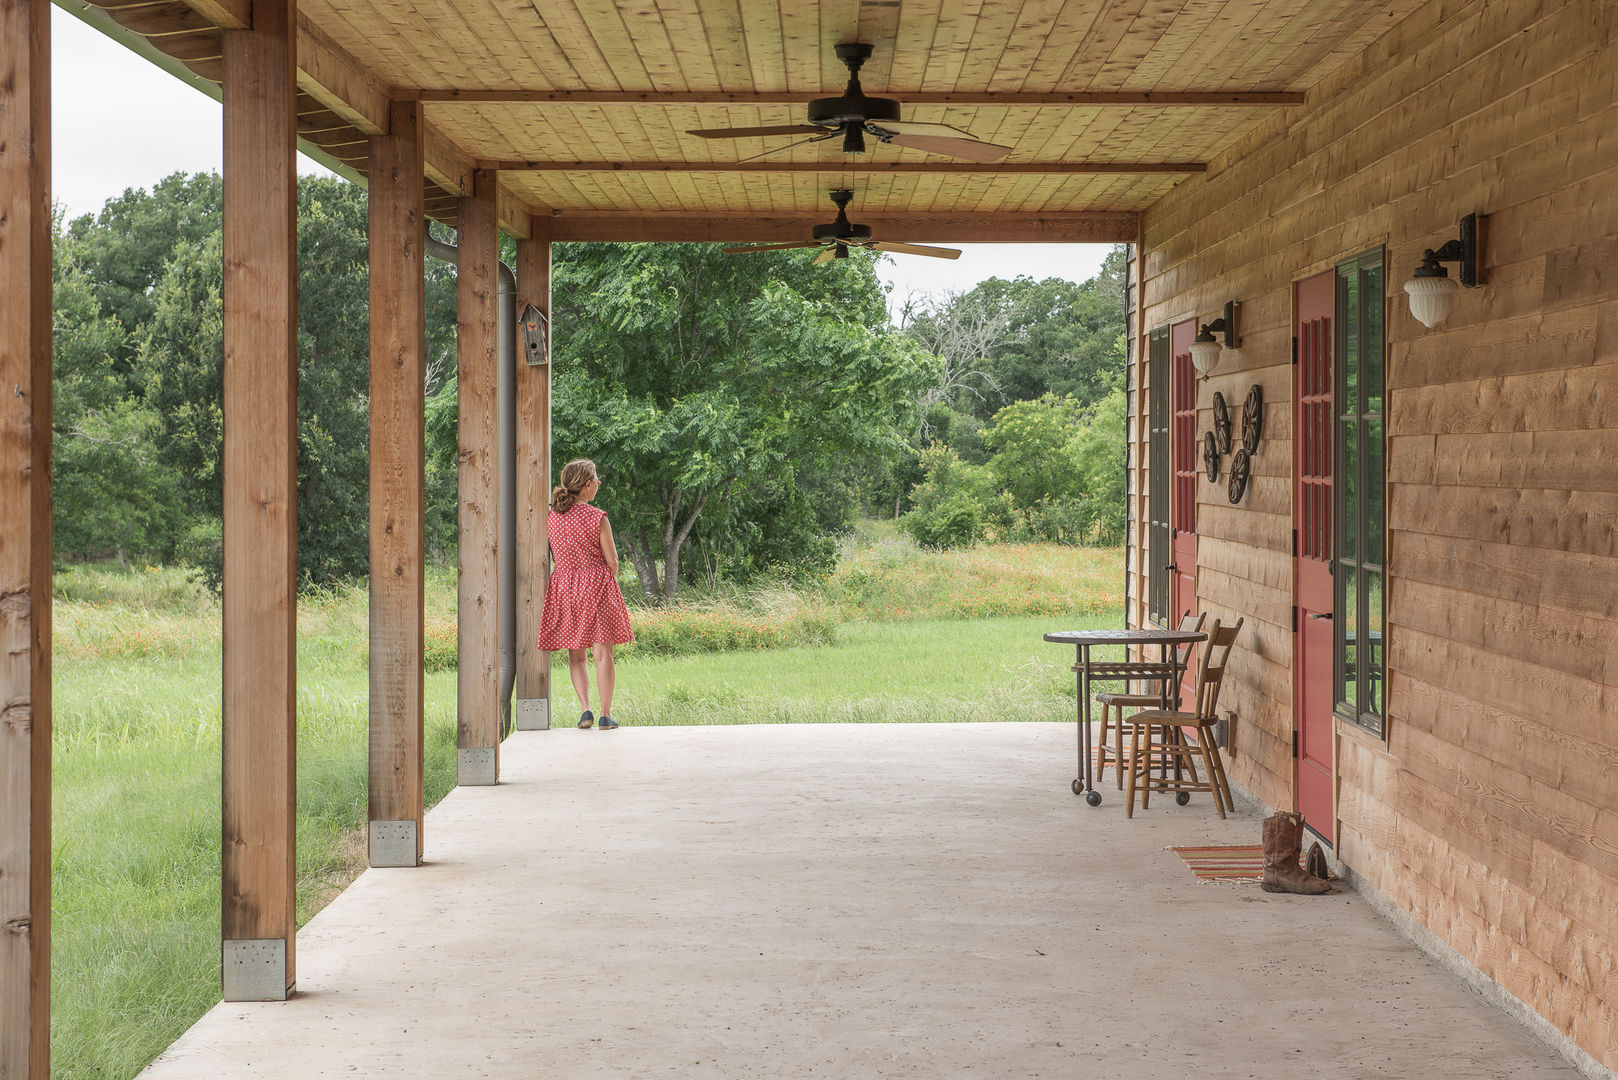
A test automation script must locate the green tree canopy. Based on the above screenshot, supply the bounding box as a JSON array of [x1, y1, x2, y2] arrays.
[[550, 242, 937, 602]]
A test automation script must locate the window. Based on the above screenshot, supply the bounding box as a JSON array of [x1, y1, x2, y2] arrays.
[[1334, 249, 1386, 736], [1147, 326, 1171, 627]]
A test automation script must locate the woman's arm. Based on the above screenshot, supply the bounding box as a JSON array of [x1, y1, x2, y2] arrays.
[[599, 515, 620, 574]]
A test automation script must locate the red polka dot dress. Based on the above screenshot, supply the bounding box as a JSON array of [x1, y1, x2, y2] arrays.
[[535, 503, 634, 650]]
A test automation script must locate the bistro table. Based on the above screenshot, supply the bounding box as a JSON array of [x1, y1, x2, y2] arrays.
[[1042, 628, 1209, 806]]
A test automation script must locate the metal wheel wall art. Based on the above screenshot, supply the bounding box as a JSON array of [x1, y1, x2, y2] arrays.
[[1203, 431, 1220, 481], [1212, 392, 1232, 454], [1228, 448, 1252, 503], [1241, 384, 1264, 455]]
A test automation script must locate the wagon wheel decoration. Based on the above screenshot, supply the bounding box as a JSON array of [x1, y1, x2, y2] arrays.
[[1203, 431, 1221, 482], [1228, 448, 1252, 503], [1212, 392, 1232, 454], [1241, 384, 1264, 455]]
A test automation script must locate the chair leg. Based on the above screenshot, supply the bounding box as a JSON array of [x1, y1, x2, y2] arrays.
[[1095, 703, 1111, 785], [1194, 731, 1226, 819], [1113, 712, 1127, 790], [1207, 737, 1236, 815], [1139, 722, 1153, 810], [1124, 719, 1142, 818]]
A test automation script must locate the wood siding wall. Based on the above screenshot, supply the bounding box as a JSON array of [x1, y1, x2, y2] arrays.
[[1126, 0, 1617, 1068]]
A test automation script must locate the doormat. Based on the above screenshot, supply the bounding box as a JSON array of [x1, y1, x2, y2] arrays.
[[1170, 844, 1265, 882]]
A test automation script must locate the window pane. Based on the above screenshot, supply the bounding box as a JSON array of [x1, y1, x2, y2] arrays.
[[1342, 272, 1359, 408], [1365, 263, 1384, 416], [1341, 421, 1358, 563], [1339, 563, 1359, 714], [1368, 416, 1384, 567], [1366, 569, 1385, 717]]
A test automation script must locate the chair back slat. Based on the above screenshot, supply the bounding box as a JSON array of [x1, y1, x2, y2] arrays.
[[1191, 617, 1243, 722]]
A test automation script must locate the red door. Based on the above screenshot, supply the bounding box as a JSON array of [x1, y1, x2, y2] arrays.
[[1294, 271, 1335, 841], [1170, 320, 1199, 709]]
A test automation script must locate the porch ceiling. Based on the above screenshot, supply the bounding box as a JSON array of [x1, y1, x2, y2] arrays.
[[71, 0, 1425, 240]]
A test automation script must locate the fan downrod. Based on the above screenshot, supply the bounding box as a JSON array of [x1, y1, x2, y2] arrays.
[[812, 189, 872, 243]]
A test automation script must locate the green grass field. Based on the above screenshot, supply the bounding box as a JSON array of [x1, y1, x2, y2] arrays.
[[49, 536, 1122, 1078]]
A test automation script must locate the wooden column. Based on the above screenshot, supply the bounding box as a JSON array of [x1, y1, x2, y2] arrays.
[[457, 169, 500, 784], [513, 215, 553, 730], [0, 0, 52, 1072], [367, 100, 426, 865], [220, 0, 299, 1001]]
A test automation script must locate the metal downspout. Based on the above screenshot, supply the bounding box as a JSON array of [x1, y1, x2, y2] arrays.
[[425, 233, 519, 737]]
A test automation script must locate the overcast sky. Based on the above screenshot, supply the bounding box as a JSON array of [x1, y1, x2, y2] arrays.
[[50, 5, 1113, 313]]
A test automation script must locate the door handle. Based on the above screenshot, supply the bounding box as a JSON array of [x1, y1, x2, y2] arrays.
[[1308, 612, 1333, 620], [1166, 562, 1178, 572]]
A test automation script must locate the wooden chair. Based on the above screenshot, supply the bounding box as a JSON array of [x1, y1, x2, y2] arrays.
[[1123, 617, 1243, 819], [1093, 611, 1205, 789]]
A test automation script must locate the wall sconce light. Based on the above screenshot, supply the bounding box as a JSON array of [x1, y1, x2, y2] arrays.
[[1188, 300, 1241, 378], [1403, 213, 1486, 328]]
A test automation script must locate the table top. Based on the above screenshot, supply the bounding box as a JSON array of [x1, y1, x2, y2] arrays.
[[1042, 628, 1208, 646]]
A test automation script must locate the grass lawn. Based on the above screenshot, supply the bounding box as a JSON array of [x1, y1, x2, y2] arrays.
[[49, 538, 1122, 1079]]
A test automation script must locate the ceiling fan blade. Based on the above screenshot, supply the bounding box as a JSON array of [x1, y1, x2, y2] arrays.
[[871, 240, 963, 260], [686, 124, 826, 139], [812, 245, 839, 265], [876, 131, 1013, 163], [735, 130, 840, 164], [721, 241, 821, 254]]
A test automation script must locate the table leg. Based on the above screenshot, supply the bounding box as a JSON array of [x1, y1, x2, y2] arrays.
[[1072, 646, 1100, 805]]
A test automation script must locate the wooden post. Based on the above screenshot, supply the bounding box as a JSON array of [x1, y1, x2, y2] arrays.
[[367, 100, 426, 865], [457, 169, 501, 784], [513, 215, 553, 730], [221, 0, 299, 1001], [0, 0, 52, 1072]]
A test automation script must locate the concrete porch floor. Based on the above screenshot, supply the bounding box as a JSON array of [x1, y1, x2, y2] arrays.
[[139, 723, 1580, 1079]]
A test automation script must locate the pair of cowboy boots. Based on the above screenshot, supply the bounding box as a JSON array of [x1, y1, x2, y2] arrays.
[[1260, 811, 1334, 894]]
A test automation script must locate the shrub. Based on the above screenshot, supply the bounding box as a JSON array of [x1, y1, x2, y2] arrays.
[[901, 493, 984, 550]]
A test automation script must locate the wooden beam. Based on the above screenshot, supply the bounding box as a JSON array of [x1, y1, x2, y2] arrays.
[[220, 0, 298, 1002], [482, 160, 1205, 175], [497, 184, 532, 240], [367, 99, 427, 867], [512, 216, 552, 731], [1, 1, 52, 1074], [423, 121, 473, 197], [456, 169, 501, 785], [415, 89, 1306, 107], [547, 211, 1138, 244], [294, 14, 387, 134]]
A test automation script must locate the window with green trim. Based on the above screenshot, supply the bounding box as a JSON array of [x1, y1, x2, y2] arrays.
[[1147, 326, 1171, 627], [1334, 249, 1386, 737]]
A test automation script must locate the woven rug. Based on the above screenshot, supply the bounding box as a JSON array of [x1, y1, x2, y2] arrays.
[[1170, 844, 1265, 882]]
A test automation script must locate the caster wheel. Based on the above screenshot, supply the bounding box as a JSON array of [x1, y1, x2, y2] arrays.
[[1086, 790, 1103, 807], [1071, 778, 1085, 796], [1176, 792, 1191, 806]]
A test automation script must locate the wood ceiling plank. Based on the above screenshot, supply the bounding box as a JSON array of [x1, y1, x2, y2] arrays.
[[743, 3, 792, 91], [885, 0, 941, 91], [952, 0, 1020, 89], [296, 14, 389, 134], [652, 0, 721, 89], [693, 0, 754, 92], [817, 0, 860, 85], [1041, 0, 1142, 90], [1218, 0, 1330, 90], [851, 0, 900, 88], [524, 0, 624, 88], [1167, 0, 1269, 93], [1090, 0, 1182, 91], [478, 157, 1204, 172], [779, 0, 821, 89], [925, 0, 983, 91], [481, 0, 582, 89], [1113, 0, 1215, 92]]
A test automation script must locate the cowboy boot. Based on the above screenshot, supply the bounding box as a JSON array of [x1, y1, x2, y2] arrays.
[[1260, 812, 1333, 894]]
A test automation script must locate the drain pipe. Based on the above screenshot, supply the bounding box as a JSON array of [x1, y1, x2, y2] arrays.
[[426, 233, 519, 738]]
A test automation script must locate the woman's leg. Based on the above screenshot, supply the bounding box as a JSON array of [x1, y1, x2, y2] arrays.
[[594, 644, 616, 717], [568, 649, 591, 711]]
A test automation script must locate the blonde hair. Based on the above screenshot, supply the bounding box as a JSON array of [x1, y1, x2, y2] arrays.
[[551, 459, 598, 514]]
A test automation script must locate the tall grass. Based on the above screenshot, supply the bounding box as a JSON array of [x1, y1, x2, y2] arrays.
[[50, 539, 1122, 1079]]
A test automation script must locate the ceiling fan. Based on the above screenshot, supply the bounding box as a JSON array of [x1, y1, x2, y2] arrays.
[[687, 42, 1012, 164], [722, 189, 961, 265]]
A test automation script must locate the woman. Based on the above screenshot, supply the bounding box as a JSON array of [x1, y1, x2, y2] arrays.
[[535, 459, 634, 729]]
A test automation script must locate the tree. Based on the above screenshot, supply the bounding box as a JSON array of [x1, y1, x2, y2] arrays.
[[51, 218, 184, 562], [550, 242, 937, 603], [66, 172, 224, 371]]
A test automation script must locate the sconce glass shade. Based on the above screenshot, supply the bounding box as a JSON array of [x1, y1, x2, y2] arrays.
[[1189, 334, 1222, 376], [1404, 272, 1458, 328]]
